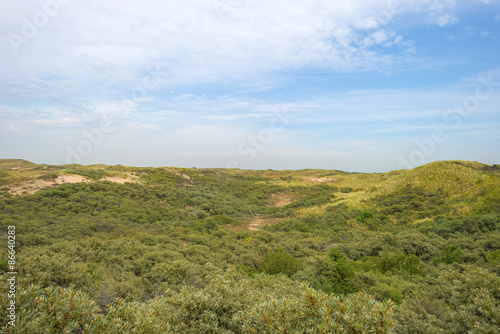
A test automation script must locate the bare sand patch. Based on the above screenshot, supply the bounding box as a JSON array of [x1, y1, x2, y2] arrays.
[[267, 193, 296, 207], [6, 175, 89, 196], [55, 175, 89, 184], [4, 173, 141, 196], [247, 216, 281, 231], [102, 173, 140, 184], [225, 215, 282, 232]]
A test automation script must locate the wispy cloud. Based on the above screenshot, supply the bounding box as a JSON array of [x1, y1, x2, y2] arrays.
[[1, 0, 499, 171], [0, 0, 461, 97]]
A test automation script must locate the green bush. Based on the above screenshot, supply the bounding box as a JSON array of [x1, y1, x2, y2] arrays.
[[431, 214, 500, 237], [0, 284, 100, 333], [434, 243, 462, 265], [356, 210, 374, 223], [213, 214, 241, 226], [362, 252, 423, 275], [440, 265, 500, 333], [340, 187, 353, 193], [258, 249, 302, 277], [486, 249, 500, 264], [243, 284, 396, 333], [37, 173, 58, 180], [307, 248, 357, 295], [63, 169, 106, 180]]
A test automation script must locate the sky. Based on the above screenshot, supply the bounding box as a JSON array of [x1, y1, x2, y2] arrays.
[[1, 0, 499, 172]]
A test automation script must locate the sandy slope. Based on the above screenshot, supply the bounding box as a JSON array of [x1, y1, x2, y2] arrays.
[[4, 173, 139, 196]]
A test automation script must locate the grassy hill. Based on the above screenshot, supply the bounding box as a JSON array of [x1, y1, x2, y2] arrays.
[[1, 159, 499, 333], [2, 158, 498, 204]]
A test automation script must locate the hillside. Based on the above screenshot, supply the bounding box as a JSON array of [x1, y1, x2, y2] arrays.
[[1, 159, 499, 333], [1, 159, 498, 229]]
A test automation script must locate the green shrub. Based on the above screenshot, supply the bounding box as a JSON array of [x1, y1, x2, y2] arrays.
[[213, 214, 241, 226], [37, 173, 58, 180], [154, 265, 255, 333], [258, 249, 302, 277], [194, 218, 219, 233], [304, 248, 357, 295], [0, 282, 172, 333], [243, 284, 396, 333], [63, 169, 106, 180], [486, 249, 500, 264], [356, 210, 375, 223], [431, 214, 500, 237], [363, 252, 423, 275], [434, 243, 462, 265], [440, 265, 500, 333], [0, 284, 100, 333]]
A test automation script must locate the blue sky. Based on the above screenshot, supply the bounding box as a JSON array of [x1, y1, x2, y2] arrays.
[[1, 0, 499, 172]]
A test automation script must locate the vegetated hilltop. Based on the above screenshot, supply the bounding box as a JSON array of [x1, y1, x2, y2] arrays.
[[0, 159, 499, 333]]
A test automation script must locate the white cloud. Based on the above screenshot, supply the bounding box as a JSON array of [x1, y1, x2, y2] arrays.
[[0, 0, 464, 102], [435, 14, 459, 26], [5, 67, 498, 136]]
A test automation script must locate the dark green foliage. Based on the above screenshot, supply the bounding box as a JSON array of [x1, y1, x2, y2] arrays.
[[340, 187, 353, 193], [308, 248, 357, 295], [0, 260, 7, 273], [434, 243, 463, 264], [258, 249, 302, 277], [213, 214, 241, 225], [193, 218, 219, 233], [486, 249, 500, 264], [362, 252, 423, 275], [0, 179, 286, 246], [140, 168, 186, 184], [429, 214, 500, 237], [356, 210, 374, 223], [328, 247, 345, 262], [374, 186, 449, 222]]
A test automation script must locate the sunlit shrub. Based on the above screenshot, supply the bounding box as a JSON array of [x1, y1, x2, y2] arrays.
[[243, 284, 395, 333]]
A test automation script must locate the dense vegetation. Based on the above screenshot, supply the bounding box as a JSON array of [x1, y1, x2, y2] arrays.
[[1, 159, 499, 333]]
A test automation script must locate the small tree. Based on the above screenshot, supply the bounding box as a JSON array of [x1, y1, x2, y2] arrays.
[[312, 248, 356, 295], [434, 243, 462, 265], [258, 249, 301, 277]]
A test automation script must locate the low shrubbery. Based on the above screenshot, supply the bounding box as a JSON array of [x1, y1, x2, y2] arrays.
[[1, 160, 500, 332]]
